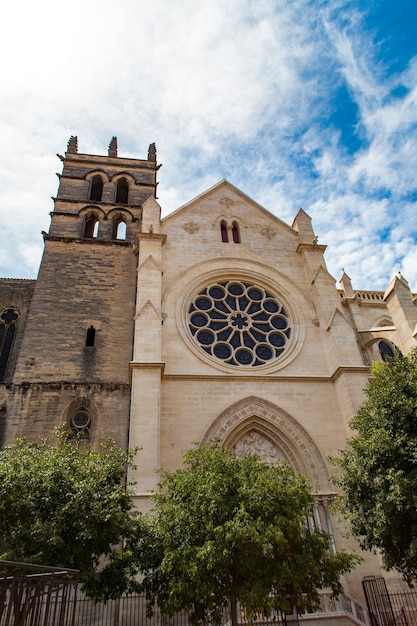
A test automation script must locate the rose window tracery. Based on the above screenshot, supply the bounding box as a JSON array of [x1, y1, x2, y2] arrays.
[[188, 280, 291, 367], [69, 406, 91, 438]]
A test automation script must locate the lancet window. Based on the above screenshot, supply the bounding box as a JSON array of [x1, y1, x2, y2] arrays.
[[84, 214, 99, 238], [112, 218, 127, 240], [89, 176, 103, 202], [116, 178, 129, 204], [0, 307, 19, 382]]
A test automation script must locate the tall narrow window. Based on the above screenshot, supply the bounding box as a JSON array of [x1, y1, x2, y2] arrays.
[[0, 307, 19, 382], [89, 176, 103, 201], [86, 326, 96, 347], [84, 215, 99, 238], [116, 178, 129, 204], [232, 222, 240, 244], [220, 221, 228, 243], [112, 218, 127, 240]]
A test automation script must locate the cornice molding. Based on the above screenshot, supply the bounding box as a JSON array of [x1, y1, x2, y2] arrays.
[[161, 365, 370, 382], [5, 381, 130, 391], [296, 243, 327, 254], [42, 233, 132, 246]]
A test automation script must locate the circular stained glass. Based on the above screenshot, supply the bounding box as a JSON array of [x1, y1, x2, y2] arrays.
[[188, 280, 292, 367], [190, 313, 208, 327]]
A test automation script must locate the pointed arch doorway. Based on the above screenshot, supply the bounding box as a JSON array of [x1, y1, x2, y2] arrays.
[[202, 396, 337, 549]]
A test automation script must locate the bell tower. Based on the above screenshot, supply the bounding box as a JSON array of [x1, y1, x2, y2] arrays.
[[5, 137, 160, 449]]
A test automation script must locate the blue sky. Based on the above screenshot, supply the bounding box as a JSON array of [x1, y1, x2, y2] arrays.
[[0, 0, 416, 291]]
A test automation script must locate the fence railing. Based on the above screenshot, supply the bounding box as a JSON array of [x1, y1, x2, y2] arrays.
[[363, 576, 417, 626], [1, 559, 370, 626], [0, 561, 79, 626], [71, 591, 369, 626]]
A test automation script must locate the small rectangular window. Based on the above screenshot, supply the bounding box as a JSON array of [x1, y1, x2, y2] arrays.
[[86, 326, 96, 347]]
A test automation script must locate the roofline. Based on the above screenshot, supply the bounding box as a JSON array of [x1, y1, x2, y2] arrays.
[[161, 179, 297, 235]]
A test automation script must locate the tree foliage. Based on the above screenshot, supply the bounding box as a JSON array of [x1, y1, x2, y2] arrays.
[[0, 429, 141, 599], [334, 349, 417, 582], [136, 443, 358, 625]]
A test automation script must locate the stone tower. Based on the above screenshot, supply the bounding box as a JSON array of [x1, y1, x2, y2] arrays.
[[0, 137, 159, 447]]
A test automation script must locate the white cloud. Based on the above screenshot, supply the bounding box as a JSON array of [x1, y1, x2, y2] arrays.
[[0, 0, 415, 292]]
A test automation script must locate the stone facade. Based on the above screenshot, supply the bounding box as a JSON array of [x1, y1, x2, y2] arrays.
[[1, 138, 416, 600]]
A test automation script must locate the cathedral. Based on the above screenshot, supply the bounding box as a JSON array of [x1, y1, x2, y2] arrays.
[[1, 137, 416, 599]]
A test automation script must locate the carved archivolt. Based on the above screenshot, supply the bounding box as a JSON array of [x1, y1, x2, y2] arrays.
[[202, 396, 332, 493]]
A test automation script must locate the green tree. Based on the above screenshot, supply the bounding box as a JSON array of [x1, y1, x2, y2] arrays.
[[136, 443, 358, 626], [334, 349, 417, 582], [0, 429, 141, 599]]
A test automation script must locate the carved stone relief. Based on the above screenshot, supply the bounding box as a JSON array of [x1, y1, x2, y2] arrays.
[[219, 196, 235, 208], [233, 430, 286, 463], [260, 226, 277, 240], [183, 222, 200, 234]]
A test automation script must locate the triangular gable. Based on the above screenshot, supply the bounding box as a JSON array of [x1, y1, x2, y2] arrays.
[[161, 179, 297, 236], [384, 272, 412, 300], [326, 307, 355, 332], [311, 264, 336, 286], [134, 300, 161, 321], [138, 254, 161, 273], [292, 207, 313, 229], [142, 196, 162, 233]]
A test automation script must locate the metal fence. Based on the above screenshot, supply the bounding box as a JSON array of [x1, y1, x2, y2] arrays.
[[74, 595, 188, 626], [0, 561, 79, 626], [73, 595, 294, 626], [1, 560, 370, 626], [2, 587, 368, 626], [72, 591, 370, 626], [363, 576, 417, 626], [386, 579, 417, 626]]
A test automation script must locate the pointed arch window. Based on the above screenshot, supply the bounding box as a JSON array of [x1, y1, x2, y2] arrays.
[[116, 178, 129, 204], [84, 215, 99, 238], [112, 218, 127, 240], [220, 221, 228, 243], [232, 222, 240, 244], [89, 176, 103, 202], [378, 340, 395, 361], [0, 307, 19, 382]]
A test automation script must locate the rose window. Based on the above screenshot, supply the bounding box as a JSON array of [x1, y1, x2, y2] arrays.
[[188, 281, 291, 367]]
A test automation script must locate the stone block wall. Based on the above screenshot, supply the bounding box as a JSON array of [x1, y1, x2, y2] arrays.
[[13, 239, 137, 385]]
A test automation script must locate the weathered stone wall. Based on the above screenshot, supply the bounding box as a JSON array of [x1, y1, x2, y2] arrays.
[[0, 278, 36, 384], [57, 153, 157, 206], [2, 382, 130, 449], [13, 239, 137, 385]]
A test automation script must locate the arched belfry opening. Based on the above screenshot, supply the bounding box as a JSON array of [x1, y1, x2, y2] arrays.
[[202, 396, 333, 494], [89, 175, 103, 202], [116, 177, 129, 204]]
